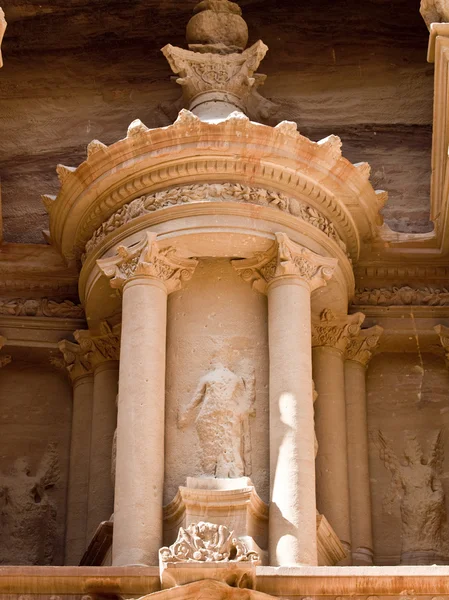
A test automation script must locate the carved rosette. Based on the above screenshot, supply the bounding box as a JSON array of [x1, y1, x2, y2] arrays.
[[0, 335, 11, 368], [97, 232, 199, 293], [232, 232, 337, 294], [312, 309, 366, 353], [58, 339, 93, 383], [74, 321, 120, 369], [344, 325, 383, 367]]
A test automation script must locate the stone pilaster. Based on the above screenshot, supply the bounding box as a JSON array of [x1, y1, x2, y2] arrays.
[[74, 323, 120, 542], [58, 338, 94, 565], [97, 232, 198, 566], [233, 232, 337, 566], [344, 325, 383, 565], [312, 309, 365, 564]]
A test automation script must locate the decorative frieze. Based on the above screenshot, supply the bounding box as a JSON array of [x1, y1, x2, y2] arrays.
[[232, 232, 337, 294], [344, 325, 383, 366], [97, 232, 198, 293], [0, 297, 84, 318], [84, 183, 344, 259], [354, 286, 449, 307], [312, 309, 365, 353]]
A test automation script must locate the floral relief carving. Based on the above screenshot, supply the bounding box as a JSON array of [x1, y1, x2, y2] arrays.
[[353, 286, 449, 307], [0, 298, 84, 319], [159, 522, 259, 563], [74, 322, 120, 367], [97, 232, 198, 293], [84, 183, 345, 259], [374, 430, 449, 564], [58, 339, 93, 382], [232, 232, 337, 294], [312, 309, 365, 353]]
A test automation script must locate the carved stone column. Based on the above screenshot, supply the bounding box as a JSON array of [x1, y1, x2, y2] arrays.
[[74, 323, 120, 542], [58, 339, 94, 565], [233, 233, 337, 566], [97, 232, 198, 566], [312, 309, 365, 563], [344, 325, 383, 566]]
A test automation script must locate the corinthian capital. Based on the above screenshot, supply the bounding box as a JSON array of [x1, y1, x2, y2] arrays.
[[74, 322, 120, 368], [58, 339, 93, 383], [97, 232, 198, 293], [312, 309, 365, 353], [344, 325, 383, 366], [231, 232, 337, 294]]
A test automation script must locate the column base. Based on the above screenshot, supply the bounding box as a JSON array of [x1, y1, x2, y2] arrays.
[[352, 546, 374, 566]]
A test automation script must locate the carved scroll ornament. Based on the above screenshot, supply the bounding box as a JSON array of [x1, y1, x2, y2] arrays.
[[232, 232, 337, 294], [0, 298, 84, 319], [84, 183, 345, 259], [97, 232, 198, 293], [159, 522, 259, 563]]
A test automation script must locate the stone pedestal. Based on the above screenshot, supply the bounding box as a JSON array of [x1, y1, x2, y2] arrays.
[[164, 477, 268, 563]]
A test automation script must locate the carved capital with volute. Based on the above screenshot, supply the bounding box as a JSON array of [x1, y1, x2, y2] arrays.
[[0, 335, 11, 368], [74, 321, 120, 369], [97, 232, 199, 293], [312, 309, 365, 354], [58, 339, 93, 383], [232, 232, 337, 294], [344, 325, 383, 367]]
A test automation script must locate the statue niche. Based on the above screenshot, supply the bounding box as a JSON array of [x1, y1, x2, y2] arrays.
[[178, 360, 256, 478], [375, 430, 449, 564], [0, 443, 60, 565]]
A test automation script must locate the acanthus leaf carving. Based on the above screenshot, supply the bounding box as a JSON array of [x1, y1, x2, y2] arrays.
[[312, 309, 366, 353], [344, 325, 384, 366], [83, 183, 346, 260], [74, 321, 120, 368], [58, 339, 93, 382], [159, 522, 259, 563], [97, 232, 199, 293], [232, 232, 337, 295]]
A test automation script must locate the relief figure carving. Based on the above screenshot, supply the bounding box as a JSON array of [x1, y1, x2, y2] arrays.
[[0, 444, 60, 565], [375, 430, 449, 564], [178, 360, 256, 478]]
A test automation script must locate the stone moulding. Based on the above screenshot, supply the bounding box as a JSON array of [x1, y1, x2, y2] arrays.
[[45, 110, 386, 264], [83, 183, 346, 261]]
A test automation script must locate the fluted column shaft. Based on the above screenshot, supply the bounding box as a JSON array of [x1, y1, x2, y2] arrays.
[[344, 325, 382, 565], [232, 232, 337, 566], [97, 232, 198, 566], [312, 310, 365, 564]]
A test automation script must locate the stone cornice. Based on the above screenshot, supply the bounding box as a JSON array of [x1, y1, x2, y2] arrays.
[[312, 309, 365, 352], [97, 231, 199, 293], [344, 325, 384, 366], [45, 110, 385, 265], [84, 183, 346, 261], [231, 232, 337, 294]]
